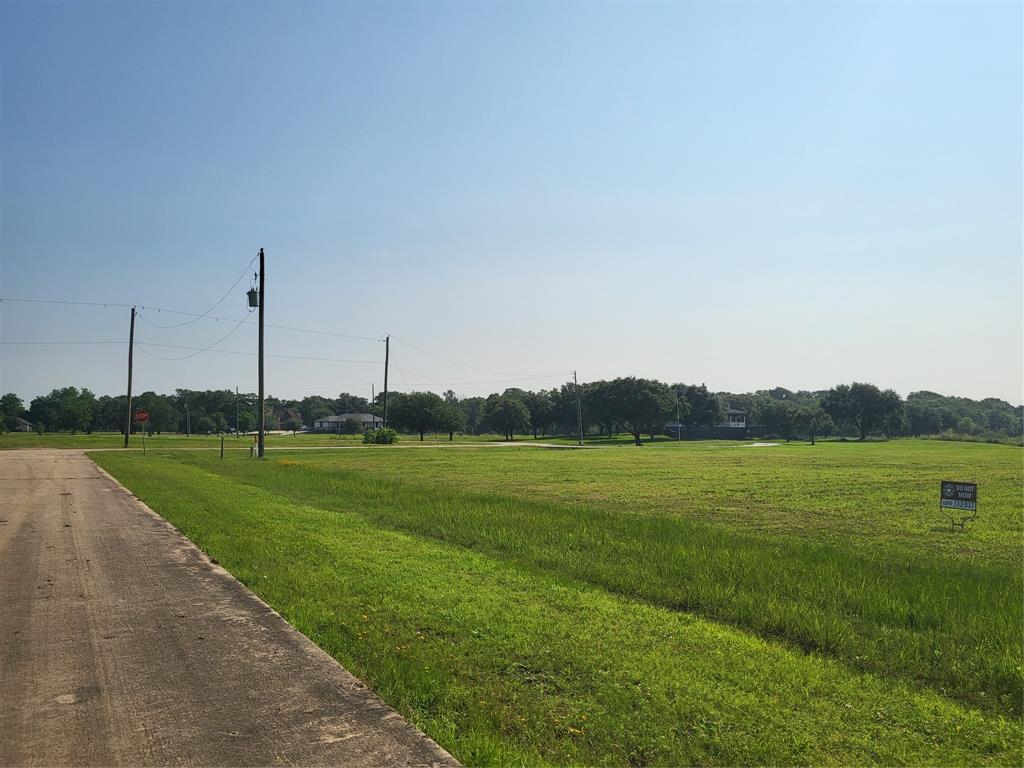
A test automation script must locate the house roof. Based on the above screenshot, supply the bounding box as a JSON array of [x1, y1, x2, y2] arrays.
[[726, 408, 747, 415]]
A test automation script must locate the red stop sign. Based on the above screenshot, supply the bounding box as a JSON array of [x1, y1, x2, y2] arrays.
[[134, 409, 150, 423]]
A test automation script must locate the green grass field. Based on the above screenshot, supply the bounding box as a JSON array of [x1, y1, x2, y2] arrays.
[[0, 430, 513, 450], [91, 439, 1023, 765]]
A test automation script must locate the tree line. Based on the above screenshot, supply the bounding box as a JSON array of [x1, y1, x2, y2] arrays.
[[2, 380, 1019, 444], [0, 388, 370, 437]]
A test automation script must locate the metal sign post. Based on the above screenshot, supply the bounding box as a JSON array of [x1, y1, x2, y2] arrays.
[[940, 480, 977, 530], [134, 410, 149, 455]]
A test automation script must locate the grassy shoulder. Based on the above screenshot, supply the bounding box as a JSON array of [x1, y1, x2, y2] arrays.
[[92, 451, 1022, 765]]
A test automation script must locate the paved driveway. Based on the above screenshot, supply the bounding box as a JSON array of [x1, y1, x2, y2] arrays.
[[0, 450, 458, 767]]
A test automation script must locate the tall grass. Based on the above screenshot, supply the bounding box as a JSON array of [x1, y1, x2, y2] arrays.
[[168, 453, 1022, 717], [91, 453, 1023, 766]]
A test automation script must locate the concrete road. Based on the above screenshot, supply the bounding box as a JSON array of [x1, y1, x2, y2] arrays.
[[0, 450, 458, 767]]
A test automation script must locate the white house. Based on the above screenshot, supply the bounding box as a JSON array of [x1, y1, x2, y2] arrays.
[[723, 408, 747, 428]]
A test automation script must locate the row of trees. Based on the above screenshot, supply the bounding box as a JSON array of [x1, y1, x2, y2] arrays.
[[381, 380, 978, 446], [0, 388, 346, 436], [2, 380, 1020, 443], [719, 386, 1022, 442], [380, 382, 730, 445]]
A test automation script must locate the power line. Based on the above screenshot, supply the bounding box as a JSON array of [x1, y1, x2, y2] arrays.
[[391, 336, 564, 377], [135, 258, 256, 329], [2, 339, 383, 364], [3, 297, 565, 383], [0, 340, 125, 345], [137, 343, 382, 364], [388, 359, 572, 388], [0, 297, 382, 342], [389, 349, 411, 388], [136, 311, 251, 361], [0, 298, 135, 309], [268, 384, 378, 391]]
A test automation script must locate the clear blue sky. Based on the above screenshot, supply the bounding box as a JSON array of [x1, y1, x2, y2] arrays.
[[1, 1, 1021, 404]]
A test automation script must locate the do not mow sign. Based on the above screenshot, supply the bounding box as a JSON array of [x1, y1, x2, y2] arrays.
[[940, 481, 977, 530]]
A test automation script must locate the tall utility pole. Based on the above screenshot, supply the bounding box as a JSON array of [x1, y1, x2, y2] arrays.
[[235, 386, 239, 437], [124, 306, 136, 448], [257, 247, 266, 458], [573, 370, 584, 446], [382, 335, 390, 427]]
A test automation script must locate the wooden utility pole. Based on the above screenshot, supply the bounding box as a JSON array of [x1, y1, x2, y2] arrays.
[[382, 335, 390, 427], [235, 386, 239, 437], [124, 306, 136, 448], [573, 369, 584, 446], [257, 248, 265, 458]]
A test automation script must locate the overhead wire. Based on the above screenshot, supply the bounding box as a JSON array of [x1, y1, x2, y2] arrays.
[[136, 258, 257, 329], [137, 343, 382, 364], [135, 310, 251, 361], [1, 297, 382, 342], [390, 336, 565, 377], [388, 349, 412, 388], [2, 338, 383, 364], [388, 357, 572, 388], [0, 340, 125, 345], [3, 294, 570, 385]]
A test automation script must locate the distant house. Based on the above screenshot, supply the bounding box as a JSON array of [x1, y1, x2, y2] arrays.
[[273, 407, 303, 427], [665, 408, 749, 439], [723, 408, 747, 428], [312, 413, 383, 433], [10, 417, 32, 433]]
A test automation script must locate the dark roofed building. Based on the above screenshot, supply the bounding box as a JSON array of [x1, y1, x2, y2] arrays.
[[312, 413, 383, 433]]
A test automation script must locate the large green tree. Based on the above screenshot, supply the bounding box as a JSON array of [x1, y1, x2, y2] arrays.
[[795, 406, 834, 445], [458, 396, 486, 434], [822, 382, 903, 440], [757, 399, 799, 440], [482, 393, 531, 440], [583, 380, 617, 437], [29, 387, 96, 434], [520, 390, 554, 438], [673, 384, 722, 437], [438, 402, 467, 441], [299, 395, 334, 425], [607, 377, 675, 446], [389, 391, 447, 440], [0, 393, 25, 431]]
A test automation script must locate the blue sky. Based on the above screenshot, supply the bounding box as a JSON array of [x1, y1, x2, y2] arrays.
[[1, 1, 1020, 404]]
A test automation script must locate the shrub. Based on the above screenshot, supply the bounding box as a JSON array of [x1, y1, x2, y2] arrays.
[[362, 427, 397, 444]]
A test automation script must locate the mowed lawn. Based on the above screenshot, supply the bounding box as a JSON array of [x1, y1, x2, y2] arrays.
[[0, 430, 509, 450], [91, 440, 1023, 765]]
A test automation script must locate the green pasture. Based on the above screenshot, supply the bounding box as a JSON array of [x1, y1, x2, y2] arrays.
[[91, 439, 1023, 765], [0, 430, 512, 450]]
